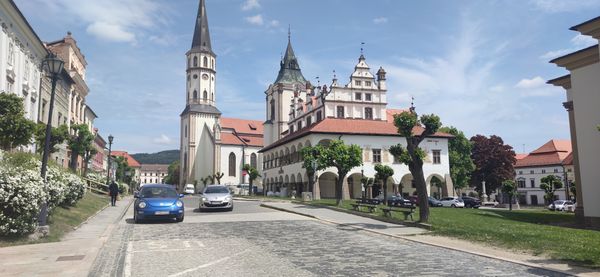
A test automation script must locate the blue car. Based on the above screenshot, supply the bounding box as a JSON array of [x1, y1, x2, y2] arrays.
[[134, 184, 185, 223]]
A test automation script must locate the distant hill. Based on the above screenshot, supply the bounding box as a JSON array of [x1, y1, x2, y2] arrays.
[[132, 150, 179, 165]]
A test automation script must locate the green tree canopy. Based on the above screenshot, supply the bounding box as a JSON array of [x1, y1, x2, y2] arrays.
[[390, 110, 442, 222], [0, 93, 35, 151], [439, 126, 474, 194], [163, 160, 180, 185], [470, 134, 516, 196], [67, 124, 95, 171], [501, 180, 518, 211], [313, 140, 362, 206], [243, 164, 261, 196], [34, 123, 69, 154], [540, 175, 563, 203], [375, 164, 394, 205]]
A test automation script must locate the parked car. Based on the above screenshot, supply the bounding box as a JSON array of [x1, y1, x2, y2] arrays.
[[236, 183, 260, 195], [548, 200, 573, 211], [375, 194, 412, 206], [134, 184, 185, 223], [199, 185, 234, 211], [184, 184, 195, 195], [440, 197, 465, 208], [564, 201, 576, 212], [428, 197, 443, 207], [460, 196, 481, 208]]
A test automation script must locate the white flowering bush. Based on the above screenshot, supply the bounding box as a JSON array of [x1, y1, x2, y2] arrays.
[[0, 167, 45, 236], [63, 173, 85, 206], [45, 166, 67, 211]]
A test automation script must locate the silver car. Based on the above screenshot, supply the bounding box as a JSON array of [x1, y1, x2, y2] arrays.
[[199, 185, 233, 211]]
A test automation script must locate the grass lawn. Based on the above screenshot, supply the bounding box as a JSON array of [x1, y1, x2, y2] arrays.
[[309, 199, 600, 268], [0, 192, 109, 247]]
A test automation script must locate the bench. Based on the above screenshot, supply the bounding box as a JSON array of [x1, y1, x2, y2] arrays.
[[350, 203, 377, 213], [381, 205, 415, 221]]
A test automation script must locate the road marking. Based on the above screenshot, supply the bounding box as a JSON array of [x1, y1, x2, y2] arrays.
[[123, 242, 133, 277], [132, 248, 198, 253], [183, 240, 191, 248], [168, 250, 250, 277]]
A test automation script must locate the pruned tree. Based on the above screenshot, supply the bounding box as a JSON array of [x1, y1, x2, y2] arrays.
[[540, 175, 563, 204], [0, 93, 35, 151], [501, 180, 518, 211], [243, 164, 261, 196], [470, 135, 516, 198], [389, 110, 442, 222], [213, 172, 224, 184], [439, 126, 474, 195], [375, 164, 394, 205], [34, 123, 69, 154], [301, 145, 326, 198], [314, 140, 362, 206], [67, 124, 95, 172]]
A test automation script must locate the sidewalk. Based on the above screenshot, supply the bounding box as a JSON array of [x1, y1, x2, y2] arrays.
[[0, 196, 133, 277]]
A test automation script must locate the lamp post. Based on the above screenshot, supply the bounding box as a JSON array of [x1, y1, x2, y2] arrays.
[[106, 135, 114, 186], [38, 53, 64, 231]]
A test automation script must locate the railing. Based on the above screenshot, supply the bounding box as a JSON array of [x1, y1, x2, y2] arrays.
[[82, 177, 109, 194]]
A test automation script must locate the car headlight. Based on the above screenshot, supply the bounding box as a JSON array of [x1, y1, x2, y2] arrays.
[[224, 196, 232, 202], [138, 202, 146, 209], [202, 197, 207, 202], [176, 200, 183, 207]]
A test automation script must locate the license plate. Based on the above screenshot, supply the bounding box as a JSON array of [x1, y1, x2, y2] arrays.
[[210, 201, 221, 204], [155, 211, 169, 215]]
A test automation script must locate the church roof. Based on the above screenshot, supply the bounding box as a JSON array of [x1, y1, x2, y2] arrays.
[[190, 0, 214, 55], [274, 38, 307, 85], [515, 139, 572, 168], [221, 132, 263, 147], [221, 117, 263, 135], [180, 104, 221, 116]]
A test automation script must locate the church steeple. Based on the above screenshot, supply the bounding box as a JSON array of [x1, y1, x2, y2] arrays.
[[274, 30, 306, 84], [191, 0, 213, 55]]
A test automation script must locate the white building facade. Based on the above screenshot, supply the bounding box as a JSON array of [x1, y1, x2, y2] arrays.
[[141, 164, 169, 185]]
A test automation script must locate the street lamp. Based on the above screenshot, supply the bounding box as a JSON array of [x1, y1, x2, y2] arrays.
[[106, 135, 114, 186], [38, 53, 64, 231]]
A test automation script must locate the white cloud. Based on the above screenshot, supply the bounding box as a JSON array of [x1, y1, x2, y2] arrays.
[[268, 20, 280, 27], [87, 22, 135, 43], [540, 48, 574, 59], [571, 34, 597, 46], [245, 14, 264, 26], [373, 17, 388, 24], [531, 0, 600, 13], [515, 76, 546, 89], [540, 34, 598, 59], [153, 134, 173, 145], [241, 0, 261, 11]]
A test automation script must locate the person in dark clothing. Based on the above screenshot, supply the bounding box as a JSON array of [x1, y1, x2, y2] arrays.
[[109, 181, 119, 206]]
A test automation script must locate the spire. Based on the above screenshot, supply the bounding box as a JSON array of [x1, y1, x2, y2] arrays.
[[274, 30, 307, 84], [191, 0, 213, 55]]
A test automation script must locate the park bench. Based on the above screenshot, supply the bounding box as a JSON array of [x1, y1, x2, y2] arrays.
[[381, 205, 415, 221], [351, 203, 377, 213]]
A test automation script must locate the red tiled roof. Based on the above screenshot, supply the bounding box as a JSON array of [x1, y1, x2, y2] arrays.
[[515, 153, 527, 160], [260, 117, 453, 152], [386, 109, 409, 123], [562, 152, 574, 165], [221, 117, 263, 135], [515, 140, 572, 168], [221, 132, 263, 147], [112, 151, 141, 167]]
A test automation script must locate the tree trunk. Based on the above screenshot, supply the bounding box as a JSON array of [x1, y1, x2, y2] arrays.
[[336, 173, 345, 206], [383, 179, 388, 206], [409, 160, 429, 222], [508, 195, 513, 211], [307, 171, 314, 198], [248, 178, 253, 196], [69, 151, 78, 171]]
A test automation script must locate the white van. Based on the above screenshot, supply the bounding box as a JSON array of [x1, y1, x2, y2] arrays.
[[184, 184, 195, 194]]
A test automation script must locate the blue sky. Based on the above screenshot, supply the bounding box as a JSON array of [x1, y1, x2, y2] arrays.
[[15, 0, 600, 154]]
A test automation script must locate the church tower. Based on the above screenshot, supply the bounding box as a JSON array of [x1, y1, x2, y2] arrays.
[[180, 0, 220, 188], [264, 32, 308, 146]]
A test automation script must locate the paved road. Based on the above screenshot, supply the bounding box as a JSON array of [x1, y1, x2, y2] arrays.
[[88, 196, 567, 277]]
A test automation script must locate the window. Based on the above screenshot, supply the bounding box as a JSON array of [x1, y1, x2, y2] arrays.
[[184, 125, 188, 138], [542, 169, 546, 174], [212, 59, 215, 69], [228, 152, 236, 176], [432, 150, 441, 164], [316, 111, 322, 122], [203, 90, 208, 99], [365, 81, 371, 87], [5, 78, 13, 93], [41, 100, 47, 121], [7, 43, 14, 65], [187, 58, 191, 68], [355, 93, 362, 100], [553, 168, 558, 173], [270, 100, 275, 120], [364, 107, 373, 120], [530, 178, 535, 188], [336, 106, 345, 118], [193, 90, 198, 99], [373, 149, 381, 163], [297, 121, 302, 131], [306, 116, 312, 126], [203, 57, 208, 67], [530, 170, 534, 174], [518, 170, 522, 175], [24, 60, 29, 81], [289, 126, 294, 133], [365, 93, 372, 101], [568, 168, 572, 172], [250, 153, 257, 169], [193, 56, 198, 67], [517, 178, 526, 188], [355, 80, 362, 86]]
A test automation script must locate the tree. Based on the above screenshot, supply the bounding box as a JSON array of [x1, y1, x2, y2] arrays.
[[301, 145, 326, 198], [0, 93, 35, 151], [361, 176, 374, 199], [439, 126, 475, 195], [470, 135, 516, 198], [114, 156, 133, 184], [315, 140, 362, 206], [67, 124, 95, 171], [163, 161, 180, 185], [501, 180, 518, 211], [540, 175, 563, 204], [213, 172, 224, 184], [389, 110, 442, 222], [82, 147, 98, 176], [243, 164, 261, 196], [570, 183, 576, 200], [374, 164, 394, 205], [34, 123, 69, 154]]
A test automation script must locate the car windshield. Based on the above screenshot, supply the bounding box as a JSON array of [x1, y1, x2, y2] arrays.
[[205, 186, 229, 194], [140, 187, 177, 198]]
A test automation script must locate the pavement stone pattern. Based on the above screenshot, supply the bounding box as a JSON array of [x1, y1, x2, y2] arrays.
[[89, 198, 569, 277]]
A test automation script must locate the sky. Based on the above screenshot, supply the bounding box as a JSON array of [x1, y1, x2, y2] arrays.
[[14, 0, 600, 154]]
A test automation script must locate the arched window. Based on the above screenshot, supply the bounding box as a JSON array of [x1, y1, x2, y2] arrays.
[[193, 56, 198, 67], [211, 59, 215, 69], [228, 152, 236, 177], [193, 90, 198, 99], [203, 56, 208, 67], [187, 58, 190, 68], [250, 153, 257, 169], [203, 90, 208, 99]]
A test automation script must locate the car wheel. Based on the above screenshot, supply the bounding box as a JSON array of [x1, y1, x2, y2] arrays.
[[176, 215, 184, 222], [134, 213, 140, 224], [465, 204, 471, 208], [451, 204, 456, 208]]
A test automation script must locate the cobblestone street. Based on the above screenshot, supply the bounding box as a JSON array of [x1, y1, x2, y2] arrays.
[[88, 197, 567, 277]]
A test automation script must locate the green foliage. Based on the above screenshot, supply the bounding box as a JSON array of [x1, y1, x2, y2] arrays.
[[501, 180, 518, 210], [34, 123, 69, 154], [0, 93, 36, 150], [131, 150, 179, 165], [570, 184, 576, 199], [389, 144, 425, 164], [375, 164, 394, 205], [393, 111, 418, 136], [540, 175, 563, 203], [439, 126, 475, 193], [470, 135, 516, 195], [67, 124, 95, 171], [163, 161, 180, 185], [313, 140, 362, 206], [113, 156, 134, 185], [213, 172, 224, 184], [200, 175, 214, 186], [420, 114, 442, 136], [243, 164, 261, 196]]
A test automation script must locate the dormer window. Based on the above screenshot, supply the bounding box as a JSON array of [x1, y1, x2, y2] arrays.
[[248, 123, 257, 130], [355, 80, 362, 86]]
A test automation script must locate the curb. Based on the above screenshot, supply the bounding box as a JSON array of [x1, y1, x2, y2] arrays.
[[262, 203, 577, 277], [73, 202, 110, 231], [115, 197, 135, 223]]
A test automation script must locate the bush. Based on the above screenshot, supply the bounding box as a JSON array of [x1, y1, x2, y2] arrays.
[[0, 167, 45, 236], [45, 166, 67, 211], [85, 172, 107, 192], [118, 182, 129, 195]]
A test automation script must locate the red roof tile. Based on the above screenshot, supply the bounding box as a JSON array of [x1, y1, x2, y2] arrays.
[[531, 139, 572, 154], [515, 140, 572, 168], [221, 132, 263, 147], [386, 109, 409, 123], [515, 153, 527, 160], [562, 152, 574, 165], [221, 117, 263, 135], [112, 151, 141, 167]]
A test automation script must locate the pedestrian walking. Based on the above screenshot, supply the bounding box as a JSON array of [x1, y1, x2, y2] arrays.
[[109, 181, 119, 206]]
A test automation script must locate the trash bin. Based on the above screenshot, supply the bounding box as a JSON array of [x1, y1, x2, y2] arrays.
[[302, 192, 312, 202]]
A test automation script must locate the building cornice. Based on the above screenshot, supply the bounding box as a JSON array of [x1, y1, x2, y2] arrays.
[[550, 45, 599, 71], [570, 16, 600, 40], [547, 74, 571, 90]]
